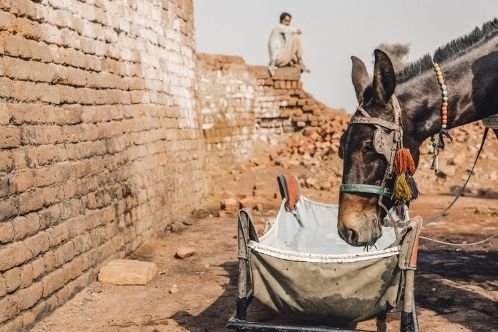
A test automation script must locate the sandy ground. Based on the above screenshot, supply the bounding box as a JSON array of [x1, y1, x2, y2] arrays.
[[31, 161, 497, 332]]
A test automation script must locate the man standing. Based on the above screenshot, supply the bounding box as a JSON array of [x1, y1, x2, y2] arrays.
[[268, 12, 310, 76]]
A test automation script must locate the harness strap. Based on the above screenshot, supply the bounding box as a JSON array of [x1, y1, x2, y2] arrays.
[[340, 184, 392, 197], [348, 116, 401, 132]]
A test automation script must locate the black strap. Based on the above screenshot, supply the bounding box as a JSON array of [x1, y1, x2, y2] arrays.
[[277, 175, 288, 202], [425, 128, 489, 225]]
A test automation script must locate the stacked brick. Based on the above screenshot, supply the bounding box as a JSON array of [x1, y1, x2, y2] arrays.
[[251, 66, 338, 135], [197, 55, 345, 168], [197, 54, 256, 168], [0, 0, 207, 330]]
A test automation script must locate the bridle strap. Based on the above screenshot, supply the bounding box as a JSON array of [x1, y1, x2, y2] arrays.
[[340, 96, 405, 230], [340, 184, 392, 197], [348, 115, 401, 132], [340, 96, 403, 197]]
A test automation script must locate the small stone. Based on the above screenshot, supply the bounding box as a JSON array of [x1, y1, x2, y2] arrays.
[[98, 259, 157, 285], [320, 181, 332, 191], [169, 284, 178, 294], [191, 208, 209, 219], [220, 197, 239, 213], [175, 246, 195, 259], [239, 196, 257, 209], [170, 222, 187, 233]]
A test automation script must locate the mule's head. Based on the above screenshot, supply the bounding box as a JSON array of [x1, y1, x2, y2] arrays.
[[337, 49, 419, 246]]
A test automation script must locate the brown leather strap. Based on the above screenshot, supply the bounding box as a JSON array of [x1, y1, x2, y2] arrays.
[[409, 217, 423, 269], [284, 175, 299, 210], [277, 174, 301, 211]]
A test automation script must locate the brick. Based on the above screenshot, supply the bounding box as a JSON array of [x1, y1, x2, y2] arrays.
[[72, 232, 91, 255], [47, 223, 70, 248], [0, 242, 31, 272], [17, 281, 42, 310], [28, 298, 46, 324], [43, 185, 64, 207], [12, 215, 39, 240], [18, 189, 45, 214], [98, 259, 157, 285], [21, 125, 64, 145], [0, 276, 5, 297], [42, 266, 65, 297], [0, 222, 14, 244], [31, 257, 45, 280], [24, 231, 50, 257], [0, 294, 19, 324], [3, 267, 21, 293], [53, 241, 75, 267], [26, 144, 67, 167], [0, 11, 15, 31], [0, 151, 14, 173], [65, 256, 83, 281], [0, 127, 21, 148], [21, 311, 35, 330], [11, 149, 27, 170], [39, 204, 61, 228], [10, 170, 34, 193], [0, 316, 22, 332], [43, 251, 56, 274], [0, 103, 9, 125], [33, 164, 69, 187], [20, 263, 34, 288], [0, 197, 18, 223]]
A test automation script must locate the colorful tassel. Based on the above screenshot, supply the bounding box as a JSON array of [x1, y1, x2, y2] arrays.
[[392, 173, 413, 201], [394, 148, 416, 175], [406, 174, 420, 199]]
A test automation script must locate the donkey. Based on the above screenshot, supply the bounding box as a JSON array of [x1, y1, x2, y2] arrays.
[[338, 19, 498, 246]]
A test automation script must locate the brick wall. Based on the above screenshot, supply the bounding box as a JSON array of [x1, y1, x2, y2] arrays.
[[197, 54, 257, 168], [197, 54, 342, 167], [0, 0, 207, 330]]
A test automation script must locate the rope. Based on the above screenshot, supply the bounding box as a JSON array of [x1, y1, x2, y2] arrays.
[[419, 233, 498, 246], [424, 128, 490, 225], [419, 128, 496, 247]]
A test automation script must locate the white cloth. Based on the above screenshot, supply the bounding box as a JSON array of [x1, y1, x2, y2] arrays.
[[268, 24, 299, 68]]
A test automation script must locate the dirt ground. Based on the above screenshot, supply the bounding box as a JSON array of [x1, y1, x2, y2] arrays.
[[31, 162, 497, 332], [32, 124, 497, 332]]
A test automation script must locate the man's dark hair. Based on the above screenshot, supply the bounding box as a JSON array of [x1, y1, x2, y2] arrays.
[[279, 12, 291, 23]]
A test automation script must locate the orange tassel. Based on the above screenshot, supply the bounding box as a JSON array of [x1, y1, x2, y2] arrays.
[[394, 148, 416, 175]]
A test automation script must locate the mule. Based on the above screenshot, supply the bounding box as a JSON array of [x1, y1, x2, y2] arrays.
[[338, 19, 498, 246]]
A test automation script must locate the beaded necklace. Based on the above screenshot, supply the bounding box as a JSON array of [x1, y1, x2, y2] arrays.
[[430, 62, 453, 172]]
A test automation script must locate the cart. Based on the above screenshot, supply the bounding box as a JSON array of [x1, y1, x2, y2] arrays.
[[227, 175, 421, 332]]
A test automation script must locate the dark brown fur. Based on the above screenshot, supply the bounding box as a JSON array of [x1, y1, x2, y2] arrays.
[[338, 20, 498, 246]]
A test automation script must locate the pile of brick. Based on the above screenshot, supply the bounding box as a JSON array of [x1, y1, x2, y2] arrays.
[[217, 114, 496, 213], [271, 114, 350, 167]]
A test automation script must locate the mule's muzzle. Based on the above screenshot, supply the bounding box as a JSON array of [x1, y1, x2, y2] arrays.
[[338, 219, 381, 247]]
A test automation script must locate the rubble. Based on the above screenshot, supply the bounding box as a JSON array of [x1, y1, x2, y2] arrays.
[[175, 247, 196, 259], [207, 113, 495, 219]]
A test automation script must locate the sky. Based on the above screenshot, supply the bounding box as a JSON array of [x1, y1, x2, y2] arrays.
[[194, 0, 497, 112]]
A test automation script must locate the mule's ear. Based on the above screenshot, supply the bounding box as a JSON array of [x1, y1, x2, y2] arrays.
[[351, 56, 370, 103], [372, 49, 396, 106]]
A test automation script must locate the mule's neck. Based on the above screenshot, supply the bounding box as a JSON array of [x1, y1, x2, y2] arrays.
[[397, 35, 498, 145]]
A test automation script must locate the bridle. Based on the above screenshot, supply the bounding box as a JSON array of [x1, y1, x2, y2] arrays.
[[339, 95, 404, 222]]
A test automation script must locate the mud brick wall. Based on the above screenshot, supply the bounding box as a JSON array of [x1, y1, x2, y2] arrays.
[[197, 54, 256, 168], [197, 54, 340, 167], [0, 0, 207, 330]]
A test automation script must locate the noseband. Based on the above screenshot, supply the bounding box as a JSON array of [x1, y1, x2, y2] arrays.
[[340, 96, 403, 200]]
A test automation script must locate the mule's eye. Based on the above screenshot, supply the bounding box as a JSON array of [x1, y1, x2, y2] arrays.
[[361, 141, 374, 153]]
